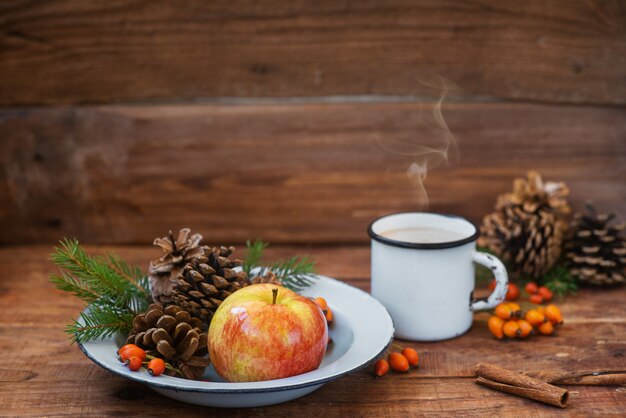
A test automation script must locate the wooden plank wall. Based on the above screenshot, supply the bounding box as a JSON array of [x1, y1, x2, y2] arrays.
[[1, 0, 625, 245]]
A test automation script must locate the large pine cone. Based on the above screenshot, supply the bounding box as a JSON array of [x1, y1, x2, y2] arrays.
[[172, 246, 248, 323], [126, 304, 210, 380], [148, 228, 206, 304], [249, 270, 282, 285], [565, 204, 626, 286], [479, 171, 570, 279]]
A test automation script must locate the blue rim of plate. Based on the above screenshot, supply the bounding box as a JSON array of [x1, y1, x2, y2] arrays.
[[77, 276, 395, 394]]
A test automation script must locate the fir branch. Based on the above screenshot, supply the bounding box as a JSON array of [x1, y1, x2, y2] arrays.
[[107, 253, 151, 302], [542, 264, 578, 298], [243, 239, 268, 276], [67, 304, 135, 344], [268, 256, 316, 291], [50, 238, 151, 343], [50, 271, 100, 303], [244, 240, 317, 292], [50, 239, 142, 309]]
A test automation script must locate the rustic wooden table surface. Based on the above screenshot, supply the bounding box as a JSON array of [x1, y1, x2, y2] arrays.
[[1, 245, 625, 417]]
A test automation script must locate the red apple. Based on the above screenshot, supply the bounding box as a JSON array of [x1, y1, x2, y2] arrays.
[[208, 283, 328, 382]]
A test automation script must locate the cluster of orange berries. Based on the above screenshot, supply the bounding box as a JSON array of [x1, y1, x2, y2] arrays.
[[524, 282, 554, 304], [373, 346, 419, 378], [488, 302, 563, 339], [488, 281, 553, 304], [117, 343, 168, 376]]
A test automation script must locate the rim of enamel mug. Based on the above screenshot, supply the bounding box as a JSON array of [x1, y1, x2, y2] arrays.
[[367, 212, 480, 250]]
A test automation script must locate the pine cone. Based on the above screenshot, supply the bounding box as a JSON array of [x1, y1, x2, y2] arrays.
[[249, 270, 282, 285], [479, 171, 570, 279], [126, 304, 210, 380], [148, 228, 206, 304], [565, 204, 626, 286], [172, 246, 248, 323]]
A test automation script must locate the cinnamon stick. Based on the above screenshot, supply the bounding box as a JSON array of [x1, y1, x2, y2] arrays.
[[475, 363, 569, 408], [524, 370, 626, 386]]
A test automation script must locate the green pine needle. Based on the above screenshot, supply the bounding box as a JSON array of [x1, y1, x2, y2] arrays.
[[51, 239, 136, 307], [67, 304, 135, 344], [243, 239, 268, 276], [541, 264, 578, 298], [50, 238, 151, 343], [244, 240, 317, 292], [50, 271, 100, 303]]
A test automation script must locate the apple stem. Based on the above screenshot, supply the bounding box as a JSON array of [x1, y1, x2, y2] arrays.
[[272, 288, 278, 305]]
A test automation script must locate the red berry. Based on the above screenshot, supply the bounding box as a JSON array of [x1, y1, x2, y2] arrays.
[[117, 344, 139, 362], [148, 358, 166, 376], [127, 356, 143, 371], [117, 344, 138, 355], [525, 282, 538, 295], [374, 359, 390, 377], [389, 352, 410, 373], [488, 279, 496, 291], [529, 294, 544, 304], [119, 346, 146, 363], [401, 348, 419, 367], [506, 283, 520, 301], [538, 286, 553, 302]]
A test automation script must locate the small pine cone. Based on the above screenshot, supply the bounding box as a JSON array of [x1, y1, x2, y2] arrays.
[[148, 229, 207, 304], [126, 304, 210, 380], [479, 171, 570, 279], [172, 246, 248, 322], [249, 270, 281, 286], [565, 204, 626, 286]]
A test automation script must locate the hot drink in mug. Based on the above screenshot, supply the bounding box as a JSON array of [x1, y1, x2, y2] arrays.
[[368, 212, 509, 341]]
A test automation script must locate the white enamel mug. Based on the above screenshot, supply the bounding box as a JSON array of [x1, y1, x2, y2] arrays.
[[369, 212, 508, 341]]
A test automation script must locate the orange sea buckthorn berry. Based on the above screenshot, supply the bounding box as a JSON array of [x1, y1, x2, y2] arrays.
[[389, 352, 410, 373], [506, 283, 520, 301], [119, 345, 146, 363], [538, 321, 555, 336], [117, 344, 138, 356], [503, 320, 521, 338], [488, 315, 505, 339], [495, 303, 514, 320], [538, 286, 553, 302], [525, 282, 539, 295], [488, 279, 496, 291], [529, 294, 544, 304], [325, 308, 334, 323], [505, 302, 522, 317], [374, 359, 390, 378], [536, 305, 546, 315], [402, 348, 419, 367], [127, 356, 143, 371], [147, 358, 166, 376], [517, 320, 533, 338], [314, 297, 328, 311], [545, 304, 563, 325], [117, 344, 140, 362], [525, 309, 546, 326], [117, 345, 135, 362]]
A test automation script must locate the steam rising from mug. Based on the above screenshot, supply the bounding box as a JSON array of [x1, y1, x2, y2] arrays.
[[374, 76, 459, 209]]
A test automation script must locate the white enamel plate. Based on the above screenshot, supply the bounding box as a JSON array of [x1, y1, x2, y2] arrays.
[[78, 275, 394, 408]]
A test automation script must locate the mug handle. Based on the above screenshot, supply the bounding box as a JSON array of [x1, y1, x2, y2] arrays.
[[471, 252, 508, 311]]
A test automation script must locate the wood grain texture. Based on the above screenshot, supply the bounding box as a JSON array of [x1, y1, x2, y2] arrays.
[[1, 101, 624, 245], [1, 0, 625, 105], [1, 245, 625, 416]]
